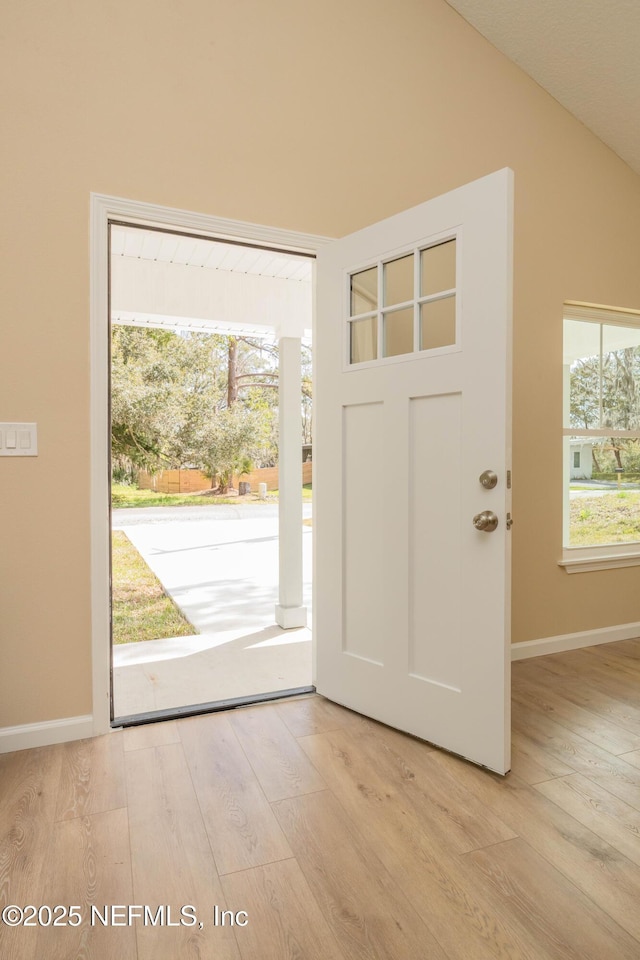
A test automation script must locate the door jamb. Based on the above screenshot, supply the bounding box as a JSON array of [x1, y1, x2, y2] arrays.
[[90, 193, 331, 735]]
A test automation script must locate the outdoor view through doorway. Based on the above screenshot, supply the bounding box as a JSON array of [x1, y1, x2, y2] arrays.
[[109, 224, 314, 723]]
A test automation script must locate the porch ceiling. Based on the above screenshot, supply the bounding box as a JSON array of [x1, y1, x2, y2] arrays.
[[110, 225, 313, 339]]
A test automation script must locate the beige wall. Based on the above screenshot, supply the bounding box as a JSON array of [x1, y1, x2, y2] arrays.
[[2, 0, 640, 728]]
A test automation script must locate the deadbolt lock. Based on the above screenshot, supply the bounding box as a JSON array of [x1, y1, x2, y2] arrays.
[[479, 470, 498, 489], [473, 510, 499, 532]]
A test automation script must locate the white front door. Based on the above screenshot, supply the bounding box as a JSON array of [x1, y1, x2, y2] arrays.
[[314, 169, 513, 774]]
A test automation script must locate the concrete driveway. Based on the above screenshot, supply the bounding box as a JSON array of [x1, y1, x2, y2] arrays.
[[112, 503, 313, 719]]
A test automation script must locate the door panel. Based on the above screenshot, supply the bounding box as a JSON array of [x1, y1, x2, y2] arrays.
[[409, 391, 462, 690], [343, 401, 385, 664], [314, 169, 513, 774]]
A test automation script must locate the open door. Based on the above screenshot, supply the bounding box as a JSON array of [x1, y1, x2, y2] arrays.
[[314, 169, 513, 774]]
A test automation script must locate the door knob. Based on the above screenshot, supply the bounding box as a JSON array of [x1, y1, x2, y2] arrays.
[[473, 510, 499, 532], [479, 470, 498, 489]]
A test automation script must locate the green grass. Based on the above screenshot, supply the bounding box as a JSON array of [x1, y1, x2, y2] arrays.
[[270, 483, 313, 501], [111, 483, 312, 508], [570, 483, 640, 492], [111, 530, 196, 643], [112, 484, 242, 508], [569, 491, 640, 546]]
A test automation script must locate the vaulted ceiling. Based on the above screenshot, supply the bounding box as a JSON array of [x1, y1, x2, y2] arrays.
[[446, 0, 640, 175]]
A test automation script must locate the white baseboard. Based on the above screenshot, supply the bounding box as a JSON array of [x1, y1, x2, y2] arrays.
[[0, 715, 94, 754], [2, 621, 639, 751], [511, 621, 640, 661]]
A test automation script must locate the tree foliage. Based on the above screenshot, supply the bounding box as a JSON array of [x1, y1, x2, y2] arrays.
[[569, 344, 640, 475], [569, 357, 600, 430], [570, 346, 640, 432], [198, 405, 264, 492], [111, 326, 310, 485], [111, 326, 226, 474], [602, 348, 639, 431]]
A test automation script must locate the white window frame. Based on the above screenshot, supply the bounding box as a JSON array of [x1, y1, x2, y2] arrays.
[[343, 229, 460, 372], [560, 302, 640, 573]]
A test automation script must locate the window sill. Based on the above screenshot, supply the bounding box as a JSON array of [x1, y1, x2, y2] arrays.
[[558, 550, 640, 574]]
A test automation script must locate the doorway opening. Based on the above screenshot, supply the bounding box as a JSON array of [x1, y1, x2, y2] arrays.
[[108, 221, 315, 725], [93, 172, 511, 771]]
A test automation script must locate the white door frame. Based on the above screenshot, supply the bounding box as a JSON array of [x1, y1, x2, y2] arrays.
[[89, 193, 330, 735]]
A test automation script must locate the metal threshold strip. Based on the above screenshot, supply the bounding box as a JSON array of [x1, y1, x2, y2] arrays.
[[112, 685, 316, 728]]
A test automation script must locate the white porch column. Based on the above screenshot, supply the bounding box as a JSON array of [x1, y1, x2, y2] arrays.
[[275, 336, 307, 629]]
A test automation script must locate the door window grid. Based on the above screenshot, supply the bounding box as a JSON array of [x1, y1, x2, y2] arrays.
[[348, 238, 457, 365]]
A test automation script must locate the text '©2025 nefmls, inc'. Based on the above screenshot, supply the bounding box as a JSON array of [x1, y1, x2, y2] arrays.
[[1, 904, 248, 930]]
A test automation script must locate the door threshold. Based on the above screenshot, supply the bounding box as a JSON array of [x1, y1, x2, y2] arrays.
[[112, 685, 316, 728]]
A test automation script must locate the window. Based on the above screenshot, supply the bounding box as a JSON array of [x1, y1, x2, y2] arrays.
[[561, 303, 640, 572], [348, 238, 457, 366]]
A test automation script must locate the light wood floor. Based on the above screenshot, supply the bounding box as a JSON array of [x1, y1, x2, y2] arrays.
[[2, 638, 640, 959]]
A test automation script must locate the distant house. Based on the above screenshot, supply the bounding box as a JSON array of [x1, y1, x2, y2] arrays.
[[569, 439, 593, 480]]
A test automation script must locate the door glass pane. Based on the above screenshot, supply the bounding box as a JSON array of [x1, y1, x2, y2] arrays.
[[421, 239, 456, 296], [383, 254, 414, 306], [350, 317, 377, 364], [350, 267, 377, 316], [383, 308, 413, 357], [420, 296, 455, 350]]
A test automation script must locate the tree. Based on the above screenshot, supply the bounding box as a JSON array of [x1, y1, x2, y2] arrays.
[[161, 331, 227, 467], [111, 326, 225, 475], [227, 336, 280, 403], [221, 334, 311, 467], [569, 343, 640, 476], [111, 327, 180, 474], [198, 405, 264, 493], [569, 357, 600, 430], [301, 341, 313, 443], [602, 347, 639, 431], [111, 327, 312, 486]]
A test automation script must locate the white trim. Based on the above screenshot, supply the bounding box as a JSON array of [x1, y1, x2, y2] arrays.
[[342, 228, 461, 373], [0, 715, 94, 754], [562, 428, 640, 438], [564, 301, 640, 327], [90, 194, 331, 737], [559, 541, 640, 573], [275, 605, 308, 629], [91, 193, 331, 253], [112, 310, 284, 339], [511, 621, 640, 660], [90, 195, 111, 737]]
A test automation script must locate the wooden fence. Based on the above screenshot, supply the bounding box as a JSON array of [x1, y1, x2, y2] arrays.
[[138, 461, 312, 493]]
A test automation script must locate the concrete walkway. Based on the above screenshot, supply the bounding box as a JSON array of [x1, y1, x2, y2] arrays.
[[112, 504, 312, 718]]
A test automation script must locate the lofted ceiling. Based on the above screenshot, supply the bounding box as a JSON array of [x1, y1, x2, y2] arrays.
[[446, 0, 640, 175]]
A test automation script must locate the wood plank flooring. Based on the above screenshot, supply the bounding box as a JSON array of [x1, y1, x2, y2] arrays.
[[2, 638, 640, 959]]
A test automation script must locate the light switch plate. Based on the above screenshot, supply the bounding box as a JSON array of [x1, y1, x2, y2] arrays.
[[0, 423, 38, 456]]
